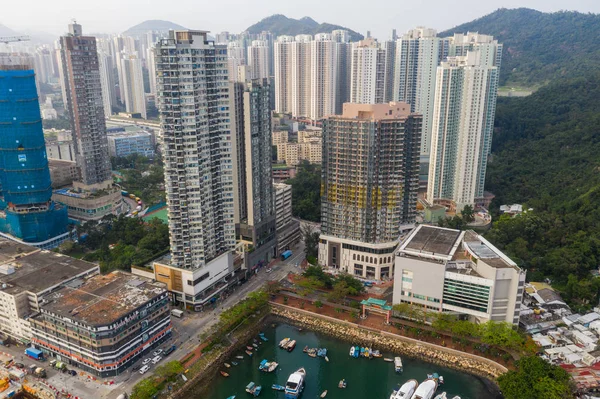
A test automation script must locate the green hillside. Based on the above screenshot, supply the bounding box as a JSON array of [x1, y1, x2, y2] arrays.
[[246, 15, 363, 41], [439, 8, 600, 87]]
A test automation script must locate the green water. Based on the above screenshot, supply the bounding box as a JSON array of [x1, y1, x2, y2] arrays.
[[200, 323, 500, 399]]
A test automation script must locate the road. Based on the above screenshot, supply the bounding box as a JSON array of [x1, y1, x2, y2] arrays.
[[108, 240, 306, 398]]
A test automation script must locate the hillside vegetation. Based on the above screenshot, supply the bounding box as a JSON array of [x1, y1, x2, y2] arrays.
[[485, 73, 600, 309], [440, 8, 600, 87], [246, 15, 363, 41]]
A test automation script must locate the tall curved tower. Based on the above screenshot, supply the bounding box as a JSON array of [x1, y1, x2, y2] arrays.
[[0, 53, 69, 248]]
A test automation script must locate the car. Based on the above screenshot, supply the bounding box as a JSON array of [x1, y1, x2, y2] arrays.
[[151, 356, 162, 364], [132, 365, 141, 372], [152, 349, 163, 357], [14, 363, 24, 369], [139, 365, 150, 375], [142, 358, 151, 365], [266, 268, 272, 273], [69, 370, 77, 376]]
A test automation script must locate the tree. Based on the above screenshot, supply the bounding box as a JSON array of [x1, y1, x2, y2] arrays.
[[432, 312, 458, 332], [479, 321, 524, 350], [296, 276, 324, 297], [285, 161, 321, 222], [130, 378, 159, 399], [154, 361, 183, 380], [461, 205, 475, 223], [497, 356, 572, 399], [302, 224, 320, 260], [327, 280, 350, 303], [335, 273, 364, 295], [303, 265, 333, 288]]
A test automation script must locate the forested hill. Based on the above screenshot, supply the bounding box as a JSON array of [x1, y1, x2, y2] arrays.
[[485, 73, 600, 309], [439, 8, 600, 87], [246, 15, 363, 41]]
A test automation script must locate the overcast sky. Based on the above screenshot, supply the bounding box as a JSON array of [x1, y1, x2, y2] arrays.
[[4, 0, 600, 40]]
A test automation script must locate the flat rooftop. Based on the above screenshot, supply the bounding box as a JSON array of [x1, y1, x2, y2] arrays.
[[0, 239, 98, 295], [400, 225, 462, 257], [462, 231, 517, 269], [41, 271, 166, 326]]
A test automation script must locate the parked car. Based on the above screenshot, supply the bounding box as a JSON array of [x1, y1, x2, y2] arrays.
[[142, 358, 151, 365], [14, 363, 24, 369], [151, 356, 162, 364], [139, 365, 150, 375], [69, 370, 77, 376], [132, 365, 141, 372], [152, 349, 163, 357]]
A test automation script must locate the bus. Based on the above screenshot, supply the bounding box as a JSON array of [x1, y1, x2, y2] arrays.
[[281, 250, 292, 260]]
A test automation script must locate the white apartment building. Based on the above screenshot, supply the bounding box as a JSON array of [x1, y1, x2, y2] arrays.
[[274, 36, 294, 113], [427, 34, 502, 210], [227, 42, 247, 83], [98, 51, 115, 118], [120, 53, 147, 119], [310, 34, 337, 120], [147, 46, 157, 95], [154, 30, 236, 304], [393, 225, 525, 325], [350, 38, 386, 104], [291, 35, 313, 118], [248, 40, 270, 80]]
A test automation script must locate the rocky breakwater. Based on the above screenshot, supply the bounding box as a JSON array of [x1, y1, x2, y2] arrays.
[[271, 304, 507, 380]]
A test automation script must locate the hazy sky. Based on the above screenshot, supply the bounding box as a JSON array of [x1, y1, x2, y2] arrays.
[[4, 0, 600, 40]]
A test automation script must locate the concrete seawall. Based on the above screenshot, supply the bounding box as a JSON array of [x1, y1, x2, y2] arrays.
[[271, 303, 508, 380]]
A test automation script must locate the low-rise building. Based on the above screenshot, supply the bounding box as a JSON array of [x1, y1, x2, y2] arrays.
[[52, 181, 124, 221], [30, 271, 170, 377], [106, 126, 155, 158], [45, 138, 75, 161], [48, 159, 79, 188], [272, 164, 296, 181], [393, 225, 526, 324], [0, 239, 99, 343]]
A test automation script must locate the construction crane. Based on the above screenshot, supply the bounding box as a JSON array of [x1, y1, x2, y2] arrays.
[[0, 36, 30, 45]]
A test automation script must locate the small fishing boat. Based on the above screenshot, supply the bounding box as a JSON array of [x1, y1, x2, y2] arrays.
[[259, 332, 268, 342], [236, 355, 244, 359], [363, 347, 370, 358], [303, 345, 309, 353], [360, 347, 365, 357], [390, 379, 418, 399], [307, 348, 317, 358], [272, 384, 285, 391], [320, 390, 328, 398], [284, 367, 306, 398], [434, 393, 447, 399], [439, 376, 444, 385], [372, 350, 382, 358], [232, 362, 238, 366], [224, 363, 231, 368], [259, 359, 269, 371], [245, 350, 253, 356], [394, 357, 403, 373], [220, 371, 229, 377], [252, 343, 258, 348], [245, 382, 262, 397], [354, 346, 360, 358], [410, 379, 437, 399], [286, 339, 297, 352], [325, 356, 329, 362], [317, 348, 327, 358], [279, 338, 290, 348], [384, 358, 394, 362], [226, 396, 236, 399], [247, 346, 254, 351], [349, 346, 356, 357], [338, 379, 347, 389], [267, 361, 279, 372]]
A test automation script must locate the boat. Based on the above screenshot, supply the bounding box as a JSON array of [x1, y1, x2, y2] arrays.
[[307, 348, 317, 358], [284, 367, 306, 398], [394, 357, 403, 373], [236, 356, 244, 359], [259, 359, 269, 371], [220, 371, 229, 377], [410, 379, 438, 399], [267, 362, 279, 372], [338, 379, 347, 389], [259, 333, 268, 342], [434, 393, 447, 399], [451, 397, 461, 399], [360, 347, 365, 357], [224, 363, 231, 368], [317, 348, 327, 358], [286, 340, 297, 352], [247, 346, 254, 351], [354, 346, 360, 358], [226, 396, 236, 399], [325, 356, 329, 362], [364, 347, 370, 358], [245, 350, 253, 356], [280, 338, 291, 348], [349, 346, 356, 357], [438, 376, 444, 385], [303, 345, 309, 353], [252, 343, 258, 348], [384, 358, 394, 362], [372, 350, 382, 358], [232, 362, 239, 366], [390, 379, 418, 399], [272, 384, 285, 391], [320, 390, 328, 398], [246, 382, 262, 397]]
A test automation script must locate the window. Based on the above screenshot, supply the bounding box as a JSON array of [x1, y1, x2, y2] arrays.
[[401, 270, 413, 290], [187, 272, 210, 286]]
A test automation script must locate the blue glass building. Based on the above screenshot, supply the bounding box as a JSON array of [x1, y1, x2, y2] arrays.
[[0, 54, 68, 247]]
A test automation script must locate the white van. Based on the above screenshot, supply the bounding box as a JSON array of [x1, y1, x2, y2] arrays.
[[151, 356, 162, 364], [139, 365, 150, 375]]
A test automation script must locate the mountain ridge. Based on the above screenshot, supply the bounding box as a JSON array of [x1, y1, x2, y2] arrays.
[[246, 15, 363, 41], [123, 20, 186, 36]]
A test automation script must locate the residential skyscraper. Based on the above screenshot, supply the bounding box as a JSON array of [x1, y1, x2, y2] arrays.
[[98, 51, 115, 118], [273, 35, 293, 113], [393, 27, 444, 185], [120, 53, 147, 118], [350, 38, 386, 104], [0, 53, 69, 248], [227, 42, 246, 82], [154, 30, 235, 304], [332, 31, 351, 114], [427, 34, 502, 211], [318, 103, 421, 280], [310, 33, 337, 120], [248, 40, 270, 80], [230, 78, 277, 268], [59, 22, 112, 186], [383, 30, 397, 102], [291, 35, 312, 118]]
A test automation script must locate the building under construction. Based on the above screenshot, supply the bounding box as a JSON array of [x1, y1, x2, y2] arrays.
[[318, 102, 421, 280], [0, 53, 69, 248]]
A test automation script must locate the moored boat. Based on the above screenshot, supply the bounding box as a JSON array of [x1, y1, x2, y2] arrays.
[[410, 379, 438, 399], [268, 361, 279, 372], [353, 346, 360, 358], [325, 356, 329, 362], [286, 339, 297, 352], [303, 345, 309, 353], [224, 363, 231, 368], [434, 393, 447, 399], [232, 362, 238, 366], [284, 367, 306, 398], [245, 350, 253, 356], [259, 332, 268, 341], [317, 348, 327, 357], [252, 343, 258, 348], [272, 384, 285, 391], [384, 358, 394, 362], [438, 376, 444, 385], [246, 382, 262, 397], [338, 379, 347, 389], [247, 346, 254, 351], [390, 379, 418, 399], [320, 390, 328, 398], [279, 338, 291, 348], [220, 371, 229, 377], [394, 357, 403, 373], [226, 396, 236, 399], [372, 350, 382, 358], [349, 346, 356, 357], [236, 355, 244, 359]]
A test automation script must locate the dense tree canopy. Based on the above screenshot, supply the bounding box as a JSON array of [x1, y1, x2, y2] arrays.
[[497, 356, 572, 399], [285, 161, 321, 222]]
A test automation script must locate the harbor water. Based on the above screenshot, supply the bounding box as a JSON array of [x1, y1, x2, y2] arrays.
[[199, 323, 500, 399]]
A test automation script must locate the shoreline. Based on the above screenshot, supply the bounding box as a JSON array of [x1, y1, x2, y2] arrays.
[[172, 305, 505, 398]]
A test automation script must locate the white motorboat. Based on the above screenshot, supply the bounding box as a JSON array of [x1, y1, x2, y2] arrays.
[[349, 346, 356, 357], [410, 379, 438, 399], [390, 379, 418, 399], [434, 393, 447, 399], [394, 356, 403, 373], [284, 367, 306, 398]]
